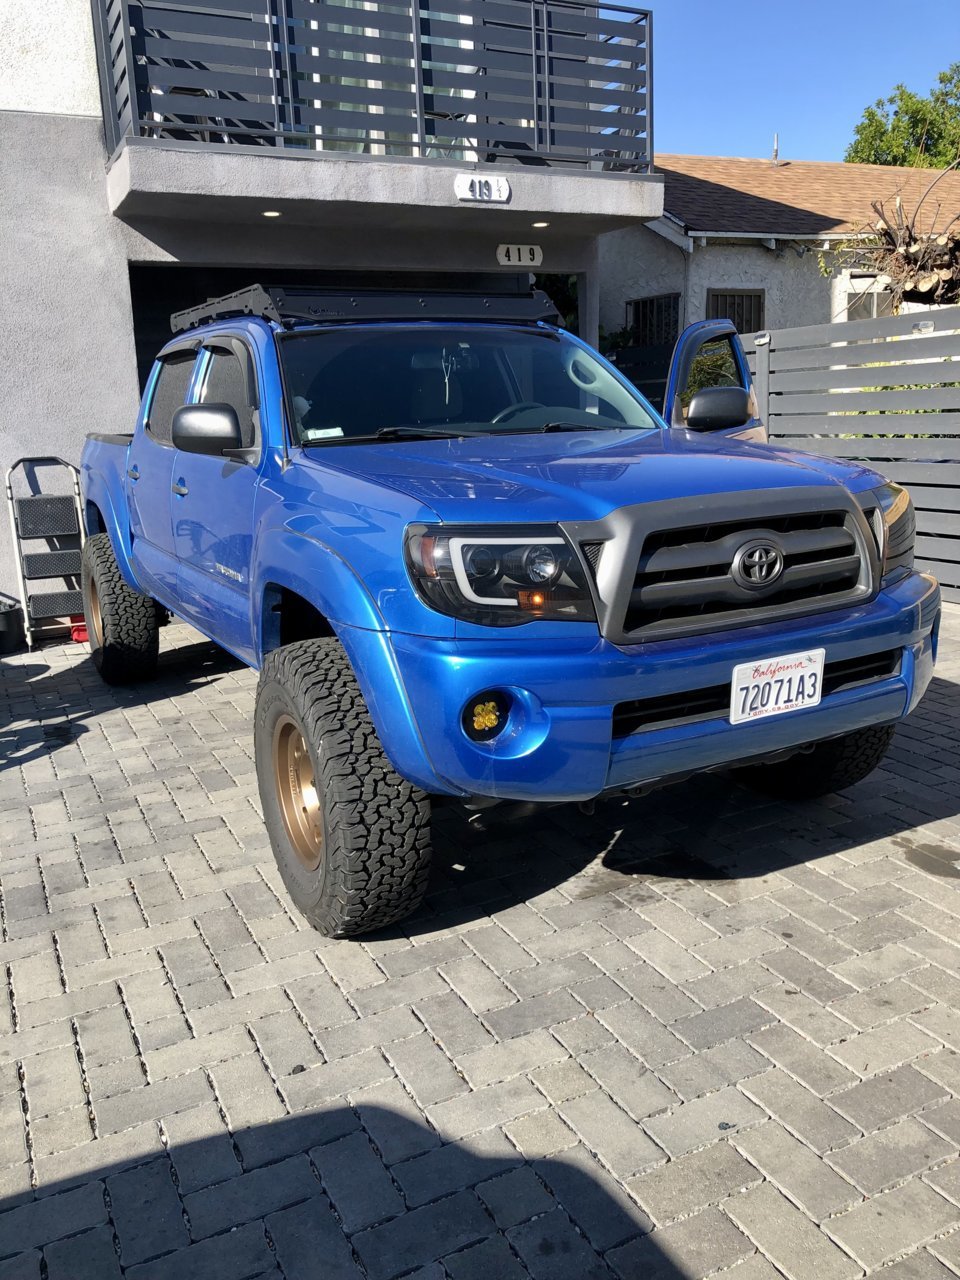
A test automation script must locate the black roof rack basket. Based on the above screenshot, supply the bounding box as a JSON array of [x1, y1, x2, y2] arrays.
[[171, 283, 560, 333]]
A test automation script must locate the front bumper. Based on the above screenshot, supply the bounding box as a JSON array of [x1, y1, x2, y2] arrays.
[[359, 571, 940, 801]]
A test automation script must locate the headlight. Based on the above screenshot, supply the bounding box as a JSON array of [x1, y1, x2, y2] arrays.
[[870, 482, 916, 577], [405, 525, 597, 626]]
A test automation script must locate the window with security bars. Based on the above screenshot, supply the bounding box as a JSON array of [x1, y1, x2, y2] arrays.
[[627, 294, 682, 347], [706, 289, 765, 334]]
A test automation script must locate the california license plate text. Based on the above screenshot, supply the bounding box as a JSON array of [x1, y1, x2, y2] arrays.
[[730, 649, 826, 725]]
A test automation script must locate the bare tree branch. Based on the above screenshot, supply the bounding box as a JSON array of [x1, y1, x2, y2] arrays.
[[822, 165, 960, 309]]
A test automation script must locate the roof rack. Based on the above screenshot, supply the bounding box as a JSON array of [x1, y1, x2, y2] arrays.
[[171, 284, 560, 334]]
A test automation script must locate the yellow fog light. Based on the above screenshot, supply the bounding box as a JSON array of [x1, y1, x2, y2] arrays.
[[462, 690, 512, 743], [473, 701, 500, 732]]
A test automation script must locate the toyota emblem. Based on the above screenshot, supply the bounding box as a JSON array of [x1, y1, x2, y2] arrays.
[[732, 539, 785, 590]]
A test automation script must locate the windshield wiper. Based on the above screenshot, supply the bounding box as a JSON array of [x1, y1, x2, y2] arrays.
[[311, 422, 629, 446], [374, 426, 469, 441], [509, 421, 626, 434], [542, 421, 616, 432]]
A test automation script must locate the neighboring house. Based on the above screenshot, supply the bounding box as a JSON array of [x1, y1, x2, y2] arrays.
[[598, 154, 960, 347], [0, 0, 662, 597]]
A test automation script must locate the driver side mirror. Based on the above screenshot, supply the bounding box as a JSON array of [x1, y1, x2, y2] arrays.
[[684, 385, 752, 432], [172, 403, 243, 456]]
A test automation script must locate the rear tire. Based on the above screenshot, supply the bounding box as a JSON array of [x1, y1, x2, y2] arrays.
[[254, 638, 432, 937], [81, 533, 159, 685], [737, 723, 896, 800]]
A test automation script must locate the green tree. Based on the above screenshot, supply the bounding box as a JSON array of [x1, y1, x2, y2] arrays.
[[846, 64, 960, 167]]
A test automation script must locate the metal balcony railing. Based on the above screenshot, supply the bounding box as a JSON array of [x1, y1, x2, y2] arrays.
[[91, 0, 652, 173]]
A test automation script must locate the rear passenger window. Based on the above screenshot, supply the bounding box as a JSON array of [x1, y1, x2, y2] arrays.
[[201, 349, 255, 449], [147, 353, 196, 445]]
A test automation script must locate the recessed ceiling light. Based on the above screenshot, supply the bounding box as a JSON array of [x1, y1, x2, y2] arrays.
[[262, 210, 282, 218], [532, 220, 549, 228]]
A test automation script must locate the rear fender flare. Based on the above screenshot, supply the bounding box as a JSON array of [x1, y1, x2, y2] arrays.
[[80, 467, 141, 593]]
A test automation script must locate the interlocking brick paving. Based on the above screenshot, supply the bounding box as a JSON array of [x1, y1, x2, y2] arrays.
[[0, 610, 959, 1277]]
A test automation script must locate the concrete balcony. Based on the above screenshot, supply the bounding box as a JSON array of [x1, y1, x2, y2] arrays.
[[94, 0, 663, 235]]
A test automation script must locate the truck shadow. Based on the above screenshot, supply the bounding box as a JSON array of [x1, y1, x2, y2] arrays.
[[412, 671, 960, 933], [3, 633, 959, 938], [0, 638, 244, 772], [0, 1105, 682, 1278]]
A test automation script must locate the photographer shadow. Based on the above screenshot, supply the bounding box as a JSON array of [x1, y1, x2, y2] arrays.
[[0, 1105, 692, 1279]]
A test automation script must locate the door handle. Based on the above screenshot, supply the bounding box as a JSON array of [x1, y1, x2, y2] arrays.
[[127, 466, 140, 481], [172, 482, 189, 496]]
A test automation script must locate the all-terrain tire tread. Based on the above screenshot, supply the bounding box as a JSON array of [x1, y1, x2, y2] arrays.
[[81, 533, 159, 684], [257, 638, 431, 937], [739, 722, 896, 800]]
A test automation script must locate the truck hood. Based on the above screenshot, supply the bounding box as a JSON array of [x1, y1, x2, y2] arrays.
[[310, 427, 885, 524]]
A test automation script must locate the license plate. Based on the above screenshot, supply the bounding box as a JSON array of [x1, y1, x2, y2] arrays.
[[730, 648, 825, 725]]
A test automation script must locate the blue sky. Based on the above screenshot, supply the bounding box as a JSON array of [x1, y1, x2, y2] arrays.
[[651, 0, 960, 161]]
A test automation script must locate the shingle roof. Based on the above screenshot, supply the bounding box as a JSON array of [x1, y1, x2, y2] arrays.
[[655, 154, 960, 238]]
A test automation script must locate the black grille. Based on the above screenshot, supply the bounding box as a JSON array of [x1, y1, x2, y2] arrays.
[[612, 649, 901, 738], [581, 542, 605, 575], [625, 510, 865, 637]]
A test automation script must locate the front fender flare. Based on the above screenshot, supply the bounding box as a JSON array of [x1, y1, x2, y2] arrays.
[[253, 530, 461, 796], [253, 528, 387, 651], [336, 623, 463, 795]]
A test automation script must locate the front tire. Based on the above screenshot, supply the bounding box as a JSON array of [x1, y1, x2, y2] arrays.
[[81, 533, 159, 685], [737, 723, 896, 800], [254, 638, 432, 938]]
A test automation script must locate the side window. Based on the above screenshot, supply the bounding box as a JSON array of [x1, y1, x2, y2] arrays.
[[200, 348, 256, 449], [146, 352, 196, 445], [679, 336, 743, 417]]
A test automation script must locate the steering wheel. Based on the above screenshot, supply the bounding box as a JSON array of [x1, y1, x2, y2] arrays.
[[491, 400, 544, 424]]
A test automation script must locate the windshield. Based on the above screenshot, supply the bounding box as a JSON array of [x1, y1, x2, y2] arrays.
[[279, 325, 660, 445]]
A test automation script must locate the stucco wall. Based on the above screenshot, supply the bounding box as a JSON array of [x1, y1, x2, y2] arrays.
[[598, 223, 836, 335], [0, 111, 139, 602], [686, 242, 832, 331], [0, 2, 101, 117], [598, 225, 686, 333]]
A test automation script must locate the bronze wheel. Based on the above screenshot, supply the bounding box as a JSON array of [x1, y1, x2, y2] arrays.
[[254, 639, 432, 937], [273, 713, 324, 871], [81, 533, 159, 685], [88, 574, 104, 648]]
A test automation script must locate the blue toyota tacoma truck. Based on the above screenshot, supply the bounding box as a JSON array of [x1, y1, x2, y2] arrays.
[[80, 283, 940, 936]]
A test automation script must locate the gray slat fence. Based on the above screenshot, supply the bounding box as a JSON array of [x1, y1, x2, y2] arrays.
[[742, 306, 960, 602], [91, 0, 653, 170]]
